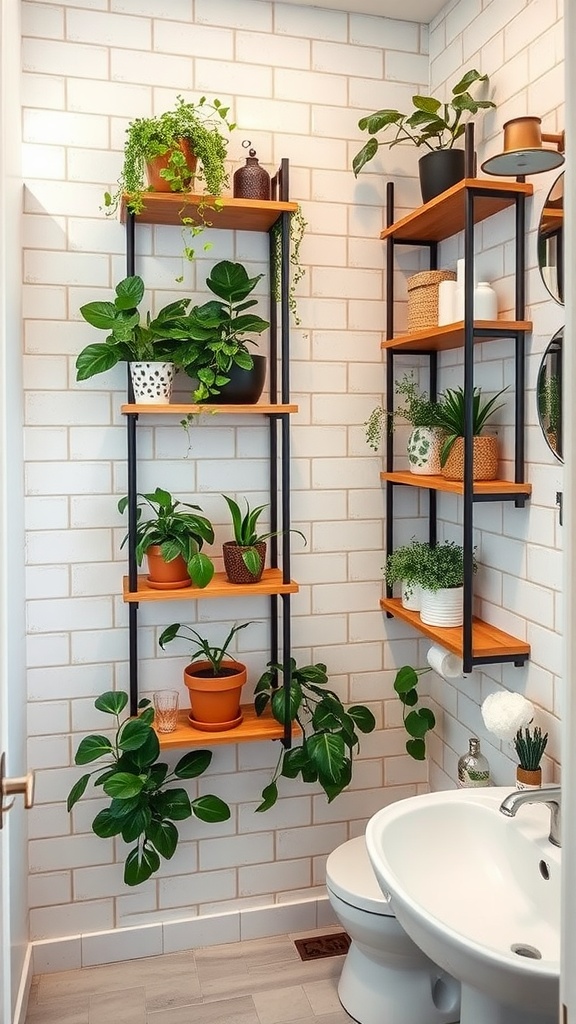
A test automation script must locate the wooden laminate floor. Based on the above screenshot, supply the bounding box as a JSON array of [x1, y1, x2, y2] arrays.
[[25, 930, 351, 1024]]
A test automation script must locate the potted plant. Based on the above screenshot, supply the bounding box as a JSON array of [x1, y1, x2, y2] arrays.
[[76, 275, 193, 402], [435, 384, 508, 481], [158, 621, 254, 730], [352, 69, 495, 203], [118, 487, 215, 590], [418, 539, 476, 627], [253, 659, 376, 809], [393, 665, 435, 760], [221, 495, 306, 584], [105, 95, 234, 214], [514, 726, 548, 789], [364, 372, 444, 473], [174, 260, 270, 404], [67, 690, 230, 886], [384, 538, 428, 611]]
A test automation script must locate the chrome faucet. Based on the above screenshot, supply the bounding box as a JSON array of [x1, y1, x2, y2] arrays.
[[499, 786, 561, 847]]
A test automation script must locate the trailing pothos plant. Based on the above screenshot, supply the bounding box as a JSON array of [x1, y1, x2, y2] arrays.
[[253, 660, 376, 810], [66, 691, 230, 886], [393, 665, 435, 760]]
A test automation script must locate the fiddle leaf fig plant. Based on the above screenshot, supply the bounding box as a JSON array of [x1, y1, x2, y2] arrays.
[[394, 665, 435, 761], [353, 69, 494, 176], [254, 659, 376, 810], [67, 690, 230, 886]]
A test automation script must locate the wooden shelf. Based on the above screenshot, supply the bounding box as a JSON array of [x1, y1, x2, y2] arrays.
[[156, 704, 300, 749], [380, 178, 533, 243], [121, 402, 298, 415], [381, 470, 532, 499], [381, 320, 532, 353], [121, 192, 298, 232], [123, 568, 298, 603], [381, 597, 530, 661]]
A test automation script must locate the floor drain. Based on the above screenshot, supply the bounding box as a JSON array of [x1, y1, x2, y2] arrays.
[[294, 932, 351, 961], [511, 943, 542, 959]]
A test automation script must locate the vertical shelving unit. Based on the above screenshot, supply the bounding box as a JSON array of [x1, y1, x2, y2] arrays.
[[120, 162, 301, 747], [380, 139, 533, 674]]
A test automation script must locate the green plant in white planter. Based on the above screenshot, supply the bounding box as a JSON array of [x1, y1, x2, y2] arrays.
[[418, 540, 476, 628], [365, 373, 444, 474]]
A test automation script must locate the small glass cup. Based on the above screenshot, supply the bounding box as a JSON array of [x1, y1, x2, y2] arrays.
[[153, 690, 180, 733]]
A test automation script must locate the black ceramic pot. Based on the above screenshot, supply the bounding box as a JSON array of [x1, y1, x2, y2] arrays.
[[204, 354, 267, 405], [418, 149, 466, 204]]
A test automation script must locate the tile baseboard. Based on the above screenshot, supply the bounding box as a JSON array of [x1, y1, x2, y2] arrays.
[[31, 896, 337, 974]]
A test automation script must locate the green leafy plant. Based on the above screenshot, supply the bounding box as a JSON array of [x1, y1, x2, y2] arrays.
[[158, 621, 254, 676], [118, 487, 215, 588], [105, 95, 235, 216], [514, 726, 548, 771], [364, 372, 442, 452], [393, 665, 435, 760], [435, 385, 508, 466], [384, 539, 429, 599], [173, 261, 270, 402], [353, 69, 494, 176], [418, 539, 476, 593], [76, 276, 194, 381], [253, 659, 376, 810], [271, 206, 307, 325], [222, 494, 306, 577], [67, 690, 230, 886]]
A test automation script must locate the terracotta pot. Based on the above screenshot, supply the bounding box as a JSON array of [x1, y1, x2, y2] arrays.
[[516, 766, 542, 790], [442, 435, 499, 481], [145, 139, 197, 192], [145, 546, 191, 590], [223, 541, 266, 584], [184, 660, 246, 729]]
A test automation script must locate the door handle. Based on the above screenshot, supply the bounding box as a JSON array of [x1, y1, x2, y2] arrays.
[[0, 752, 35, 829]]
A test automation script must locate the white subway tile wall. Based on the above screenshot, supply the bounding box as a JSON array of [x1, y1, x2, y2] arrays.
[[21, 0, 563, 961]]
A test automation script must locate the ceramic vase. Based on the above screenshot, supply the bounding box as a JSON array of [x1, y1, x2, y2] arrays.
[[407, 426, 444, 475], [401, 581, 421, 611]]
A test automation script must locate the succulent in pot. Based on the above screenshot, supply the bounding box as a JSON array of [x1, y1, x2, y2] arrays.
[[352, 69, 495, 203], [253, 659, 376, 809], [173, 260, 270, 404], [118, 486, 215, 590], [435, 384, 508, 481], [67, 690, 230, 886], [76, 275, 194, 402], [221, 494, 307, 584], [158, 621, 254, 730]]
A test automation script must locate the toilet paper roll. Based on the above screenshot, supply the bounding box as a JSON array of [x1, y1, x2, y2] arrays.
[[438, 280, 457, 325], [426, 643, 463, 680]]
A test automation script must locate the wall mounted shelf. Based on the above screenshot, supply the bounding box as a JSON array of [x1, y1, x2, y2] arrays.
[[121, 192, 298, 232], [381, 320, 532, 354], [155, 705, 301, 750], [380, 598, 529, 666], [123, 569, 299, 603], [121, 403, 298, 416], [381, 471, 532, 502]]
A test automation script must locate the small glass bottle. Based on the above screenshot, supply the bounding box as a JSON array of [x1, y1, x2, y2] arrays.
[[458, 737, 491, 787]]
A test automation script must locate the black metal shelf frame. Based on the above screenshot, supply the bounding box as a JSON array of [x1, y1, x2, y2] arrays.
[[124, 161, 295, 746], [384, 126, 530, 674]]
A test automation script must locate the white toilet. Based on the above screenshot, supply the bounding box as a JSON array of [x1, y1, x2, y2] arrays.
[[326, 837, 460, 1024]]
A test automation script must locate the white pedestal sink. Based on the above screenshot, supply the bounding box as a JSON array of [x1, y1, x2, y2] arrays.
[[365, 787, 560, 1024]]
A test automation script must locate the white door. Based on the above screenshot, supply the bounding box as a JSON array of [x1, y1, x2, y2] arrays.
[[0, 3, 28, 1022]]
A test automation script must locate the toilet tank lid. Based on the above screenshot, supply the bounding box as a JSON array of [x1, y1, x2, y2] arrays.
[[326, 836, 394, 915]]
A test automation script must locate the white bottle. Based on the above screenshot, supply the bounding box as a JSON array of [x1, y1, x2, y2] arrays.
[[474, 281, 498, 321]]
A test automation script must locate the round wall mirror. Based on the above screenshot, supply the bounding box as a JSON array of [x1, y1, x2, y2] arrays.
[[538, 173, 564, 304], [537, 328, 563, 462]]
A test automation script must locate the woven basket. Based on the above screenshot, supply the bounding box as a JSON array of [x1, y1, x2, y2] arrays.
[[223, 541, 266, 584], [442, 435, 499, 481], [407, 270, 457, 332]]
